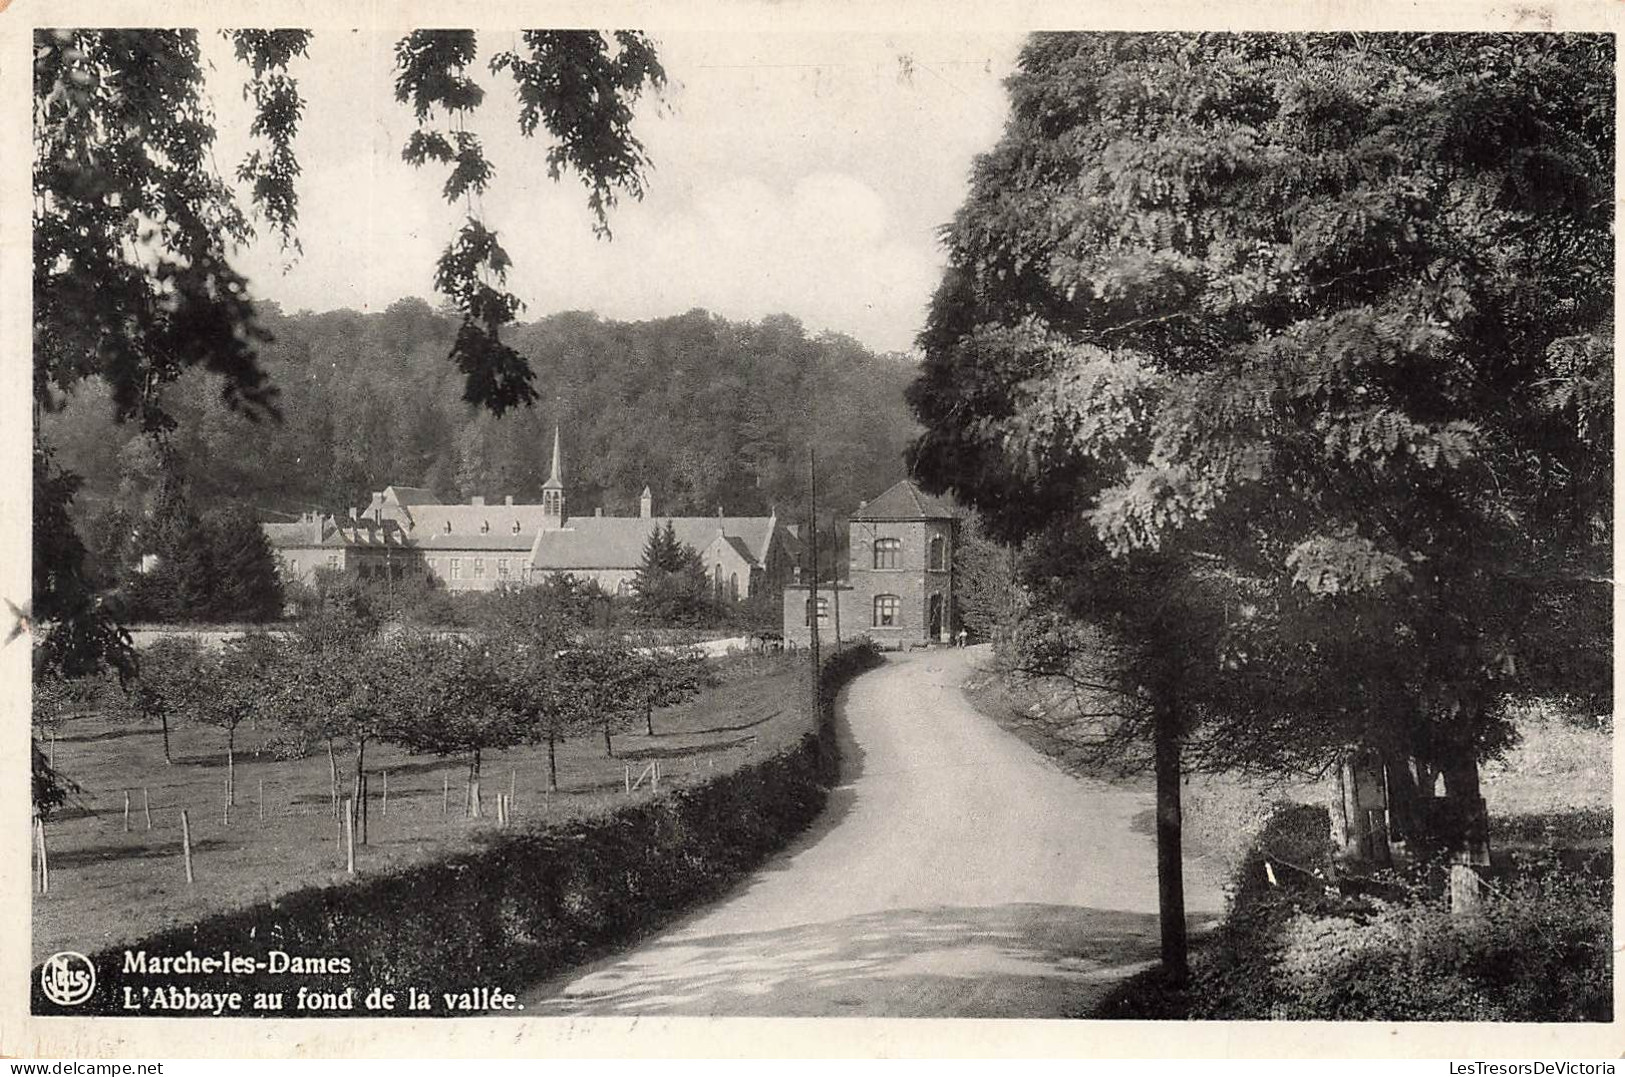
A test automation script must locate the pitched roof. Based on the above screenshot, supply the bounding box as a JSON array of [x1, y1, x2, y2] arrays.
[[384, 486, 439, 507], [529, 516, 778, 571], [262, 521, 320, 547], [416, 532, 539, 552], [849, 479, 956, 521], [407, 503, 555, 539]]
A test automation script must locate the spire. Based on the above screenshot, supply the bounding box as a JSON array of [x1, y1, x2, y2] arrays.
[[543, 425, 564, 490], [542, 425, 565, 530]]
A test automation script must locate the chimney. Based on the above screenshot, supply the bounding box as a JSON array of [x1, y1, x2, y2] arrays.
[[504, 494, 514, 506], [471, 495, 485, 507], [348, 507, 358, 521], [595, 507, 603, 517], [640, 486, 653, 519]]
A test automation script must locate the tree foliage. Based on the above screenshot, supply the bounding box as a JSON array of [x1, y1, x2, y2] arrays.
[[631, 522, 715, 628], [911, 31, 1613, 786]]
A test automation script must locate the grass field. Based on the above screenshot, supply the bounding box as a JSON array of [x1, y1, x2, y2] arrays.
[[32, 653, 810, 964]]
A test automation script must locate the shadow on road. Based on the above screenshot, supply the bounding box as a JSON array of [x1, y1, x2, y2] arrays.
[[527, 901, 1179, 1018]]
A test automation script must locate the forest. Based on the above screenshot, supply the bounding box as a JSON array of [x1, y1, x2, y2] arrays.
[[40, 301, 921, 586]]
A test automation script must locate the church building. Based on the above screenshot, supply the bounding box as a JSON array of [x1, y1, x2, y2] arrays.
[[262, 429, 802, 600]]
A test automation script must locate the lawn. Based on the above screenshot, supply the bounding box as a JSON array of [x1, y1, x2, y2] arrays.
[[32, 652, 810, 965]]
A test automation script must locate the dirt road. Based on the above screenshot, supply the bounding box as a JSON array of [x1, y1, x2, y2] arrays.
[[522, 646, 1225, 1017]]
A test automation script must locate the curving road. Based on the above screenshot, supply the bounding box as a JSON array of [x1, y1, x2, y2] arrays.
[[521, 646, 1226, 1018]]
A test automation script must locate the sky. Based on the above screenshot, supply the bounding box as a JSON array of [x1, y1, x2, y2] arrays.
[[204, 30, 1026, 355]]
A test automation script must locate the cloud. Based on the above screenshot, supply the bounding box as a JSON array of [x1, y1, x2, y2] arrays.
[[216, 30, 1021, 353]]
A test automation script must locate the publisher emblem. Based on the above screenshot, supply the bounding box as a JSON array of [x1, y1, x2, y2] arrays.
[[41, 951, 95, 1006]]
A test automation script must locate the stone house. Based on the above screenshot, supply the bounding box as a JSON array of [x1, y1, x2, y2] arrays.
[[782, 478, 957, 649]]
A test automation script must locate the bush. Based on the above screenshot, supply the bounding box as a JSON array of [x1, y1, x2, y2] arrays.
[[1097, 801, 1613, 1022], [1200, 870, 1612, 1021]]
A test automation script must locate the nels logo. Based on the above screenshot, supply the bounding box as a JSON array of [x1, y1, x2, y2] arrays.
[[41, 951, 96, 1007]]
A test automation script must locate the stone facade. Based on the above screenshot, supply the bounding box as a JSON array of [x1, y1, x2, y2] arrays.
[[262, 429, 801, 599], [781, 479, 956, 649]]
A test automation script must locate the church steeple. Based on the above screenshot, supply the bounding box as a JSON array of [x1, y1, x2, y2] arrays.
[[542, 425, 565, 529]]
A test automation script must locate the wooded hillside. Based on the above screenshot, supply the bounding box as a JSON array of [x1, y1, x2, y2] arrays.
[[41, 301, 920, 573]]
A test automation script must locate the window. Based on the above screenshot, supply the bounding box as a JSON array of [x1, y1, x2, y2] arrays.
[[289, 558, 299, 575], [804, 596, 829, 625], [928, 535, 947, 571], [443, 520, 452, 533], [873, 538, 901, 569], [450, 558, 461, 579], [498, 558, 510, 578], [428, 558, 440, 574], [616, 579, 631, 597], [474, 558, 485, 578], [327, 554, 339, 570], [511, 520, 521, 534], [480, 520, 490, 534], [729, 573, 739, 600], [714, 563, 723, 596], [874, 594, 901, 627]]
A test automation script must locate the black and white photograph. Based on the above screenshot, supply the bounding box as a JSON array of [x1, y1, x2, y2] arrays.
[[6, 1, 1618, 1060]]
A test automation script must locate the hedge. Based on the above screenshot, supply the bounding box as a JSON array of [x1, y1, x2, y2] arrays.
[[33, 642, 884, 1017]]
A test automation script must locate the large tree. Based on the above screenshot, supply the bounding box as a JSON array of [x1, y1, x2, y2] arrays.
[[910, 31, 1612, 970]]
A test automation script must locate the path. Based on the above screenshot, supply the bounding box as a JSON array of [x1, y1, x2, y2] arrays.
[[521, 646, 1225, 1017]]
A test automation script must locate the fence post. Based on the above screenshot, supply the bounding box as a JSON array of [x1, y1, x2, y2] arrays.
[[143, 787, 152, 831], [381, 770, 388, 817], [344, 797, 355, 874], [361, 774, 369, 846], [258, 778, 265, 824], [35, 819, 49, 895], [624, 764, 631, 794], [124, 790, 131, 833], [180, 809, 194, 885], [442, 775, 449, 819], [223, 777, 231, 827]]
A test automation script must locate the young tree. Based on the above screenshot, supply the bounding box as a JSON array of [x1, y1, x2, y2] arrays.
[[380, 631, 526, 816], [621, 641, 711, 737], [908, 31, 1612, 972], [193, 633, 285, 801], [122, 636, 208, 765]]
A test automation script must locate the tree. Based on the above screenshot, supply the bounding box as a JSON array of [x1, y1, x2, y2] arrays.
[[908, 31, 1611, 973], [631, 522, 712, 627], [202, 507, 285, 622], [122, 636, 208, 765], [481, 599, 577, 792], [381, 631, 527, 817], [621, 640, 712, 736], [193, 633, 285, 803], [276, 605, 389, 814]]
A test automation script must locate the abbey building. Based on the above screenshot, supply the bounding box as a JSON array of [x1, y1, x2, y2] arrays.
[[261, 429, 801, 599]]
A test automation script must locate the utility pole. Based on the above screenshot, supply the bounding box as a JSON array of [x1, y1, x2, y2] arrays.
[[808, 448, 820, 707]]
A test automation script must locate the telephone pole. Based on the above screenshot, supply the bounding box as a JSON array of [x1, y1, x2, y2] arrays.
[[808, 448, 820, 707]]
